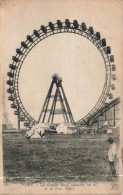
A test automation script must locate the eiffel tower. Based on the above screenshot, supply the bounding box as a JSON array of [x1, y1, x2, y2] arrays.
[[38, 74, 74, 124], [2, 77, 13, 129]]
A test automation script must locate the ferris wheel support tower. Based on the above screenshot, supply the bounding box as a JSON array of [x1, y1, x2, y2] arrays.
[[38, 74, 74, 124]]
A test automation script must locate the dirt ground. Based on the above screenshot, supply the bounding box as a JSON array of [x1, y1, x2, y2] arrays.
[[2, 133, 119, 184]]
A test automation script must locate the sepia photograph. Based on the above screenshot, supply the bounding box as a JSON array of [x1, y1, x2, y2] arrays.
[[0, 0, 123, 194]]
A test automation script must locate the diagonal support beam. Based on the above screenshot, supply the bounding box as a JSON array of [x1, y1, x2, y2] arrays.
[[38, 80, 54, 123], [60, 85, 74, 124]]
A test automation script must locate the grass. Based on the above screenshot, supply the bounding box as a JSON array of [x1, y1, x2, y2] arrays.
[[2, 133, 119, 184]]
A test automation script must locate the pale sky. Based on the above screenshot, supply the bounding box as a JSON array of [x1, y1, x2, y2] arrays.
[[19, 33, 105, 122], [1, 0, 122, 127]]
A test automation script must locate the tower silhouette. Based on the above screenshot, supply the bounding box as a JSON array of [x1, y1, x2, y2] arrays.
[[38, 74, 74, 124], [2, 77, 13, 129]]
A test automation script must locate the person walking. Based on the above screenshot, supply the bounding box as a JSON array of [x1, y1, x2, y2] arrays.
[[107, 138, 117, 177]]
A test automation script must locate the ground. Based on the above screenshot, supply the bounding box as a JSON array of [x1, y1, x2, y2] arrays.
[[2, 133, 119, 184]]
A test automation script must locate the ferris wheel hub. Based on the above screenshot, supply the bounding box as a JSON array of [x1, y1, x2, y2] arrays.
[[52, 73, 62, 81]]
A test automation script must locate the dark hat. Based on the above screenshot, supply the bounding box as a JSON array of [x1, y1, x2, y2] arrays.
[[107, 138, 114, 144]]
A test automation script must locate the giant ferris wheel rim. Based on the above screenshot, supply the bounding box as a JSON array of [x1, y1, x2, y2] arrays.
[[7, 20, 114, 127]]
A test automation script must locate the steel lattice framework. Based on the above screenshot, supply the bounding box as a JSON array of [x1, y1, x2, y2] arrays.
[[38, 74, 75, 124], [7, 20, 116, 128]]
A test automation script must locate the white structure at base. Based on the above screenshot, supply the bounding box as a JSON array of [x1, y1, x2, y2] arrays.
[[56, 123, 76, 134], [26, 123, 51, 139]]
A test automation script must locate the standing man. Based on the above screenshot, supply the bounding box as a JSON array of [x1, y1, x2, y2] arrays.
[[107, 138, 117, 177]]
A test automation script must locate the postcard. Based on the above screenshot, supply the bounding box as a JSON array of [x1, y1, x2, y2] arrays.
[[0, 0, 123, 194]]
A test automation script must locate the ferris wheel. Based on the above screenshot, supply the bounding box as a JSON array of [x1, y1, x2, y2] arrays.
[[7, 19, 116, 128]]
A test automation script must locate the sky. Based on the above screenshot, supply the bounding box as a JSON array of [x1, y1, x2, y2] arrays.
[[1, 0, 123, 127], [18, 33, 105, 122]]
